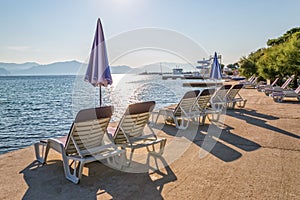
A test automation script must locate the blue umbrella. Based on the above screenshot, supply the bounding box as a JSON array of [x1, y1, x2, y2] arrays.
[[84, 18, 112, 106], [210, 52, 222, 80]]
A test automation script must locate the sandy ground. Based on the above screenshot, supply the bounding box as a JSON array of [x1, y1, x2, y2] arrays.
[[0, 85, 299, 200]]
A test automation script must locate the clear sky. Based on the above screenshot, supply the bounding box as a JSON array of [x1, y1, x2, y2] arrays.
[[0, 0, 299, 67]]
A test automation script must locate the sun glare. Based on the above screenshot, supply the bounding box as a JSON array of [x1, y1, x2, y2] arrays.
[[110, 0, 136, 8]]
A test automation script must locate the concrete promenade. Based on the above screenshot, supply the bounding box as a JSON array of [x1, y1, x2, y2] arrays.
[[0, 87, 299, 199]]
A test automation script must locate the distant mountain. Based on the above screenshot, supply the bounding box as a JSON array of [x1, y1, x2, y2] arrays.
[[0, 60, 133, 75], [110, 65, 132, 74], [0, 60, 195, 75], [15, 60, 83, 75], [0, 68, 10, 75], [0, 62, 39, 71]]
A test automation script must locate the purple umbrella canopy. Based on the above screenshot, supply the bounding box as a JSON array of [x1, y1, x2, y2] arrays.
[[85, 18, 112, 86], [210, 52, 222, 80], [84, 18, 112, 105]]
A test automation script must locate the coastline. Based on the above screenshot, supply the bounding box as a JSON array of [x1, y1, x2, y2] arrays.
[[0, 85, 299, 199]]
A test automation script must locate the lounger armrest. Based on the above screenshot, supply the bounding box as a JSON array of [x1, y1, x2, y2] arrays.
[[47, 138, 65, 154], [80, 144, 120, 157], [205, 107, 221, 113], [129, 134, 157, 143]]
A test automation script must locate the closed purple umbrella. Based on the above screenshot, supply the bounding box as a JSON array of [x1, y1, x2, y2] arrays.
[[210, 52, 222, 80], [84, 18, 112, 106]]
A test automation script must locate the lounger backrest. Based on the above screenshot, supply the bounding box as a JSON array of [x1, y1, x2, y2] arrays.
[[173, 90, 200, 116], [196, 88, 215, 111], [271, 78, 279, 87], [294, 85, 300, 94], [65, 106, 113, 157], [226, 84, 243, 101], [248, 75, 255, 82], [211, 85, 232, 103], [281, 75, 294, 89], [114, 101, 155, 144], [251, 77, 258, 84]]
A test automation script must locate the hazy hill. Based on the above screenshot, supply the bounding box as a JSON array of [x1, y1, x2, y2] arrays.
[[0, 60, 133, 75], [110, 65, 132, 74], [0, 62, 39, 71], [0, 68, 10, 75], [0, 60, 196, 75], [15, 60, 82, 75]]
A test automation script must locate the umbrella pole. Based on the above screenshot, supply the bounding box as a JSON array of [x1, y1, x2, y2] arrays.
[[99, 86, 102, 106]]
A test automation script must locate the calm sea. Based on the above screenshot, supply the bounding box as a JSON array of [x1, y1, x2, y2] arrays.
[[0, 74, 205, 154]]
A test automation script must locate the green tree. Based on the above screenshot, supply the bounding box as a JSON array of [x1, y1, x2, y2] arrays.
[[267, 27, 300, 46], [257, 47, 281, 80], [238, 27, 300, 86], [258, 30, 300, 85], [238, 48, 264, 78]]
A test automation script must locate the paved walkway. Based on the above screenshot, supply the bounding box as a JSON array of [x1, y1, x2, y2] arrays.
[[0, 88, 299, 199]]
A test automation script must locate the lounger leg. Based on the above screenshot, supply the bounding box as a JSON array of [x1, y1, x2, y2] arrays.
[[34, 141, 47, 164], [106, 156, 114, 166], [62, 155, 83, 184], [226, 102, 232, 109], [158, 139, 166, 155], [180, 119, 189, 129], [154, 110, 161, 125], [237, 100, 247, 108], [145, 138, 166, 156], [106, 151, 126, 170], [77, 161, 85, 181], [63, 156, 77, 183], [175, 117, 189, 130], [242, 100, 247, 107], [201, 115, 206, 125], [146, 144, 155, 152], [232, 102, 237, 109], [124, 148, 135, 167], [117, 151, 126, 169], [146, 152, 161, 173], [174, 117, 180, 128], [208, 112, 220, 122], [119, 146, 130, 167]]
